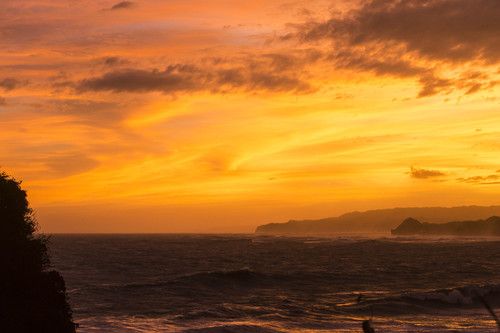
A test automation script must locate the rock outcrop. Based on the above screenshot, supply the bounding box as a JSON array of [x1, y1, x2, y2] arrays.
[[391, 216, 500, 236]]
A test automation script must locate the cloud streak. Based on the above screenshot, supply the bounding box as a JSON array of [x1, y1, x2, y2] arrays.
[[457, 174, 500, 184], [77, 58, 315, 95]]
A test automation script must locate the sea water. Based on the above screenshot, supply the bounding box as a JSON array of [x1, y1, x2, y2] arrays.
[[48, 234, 500, 332]]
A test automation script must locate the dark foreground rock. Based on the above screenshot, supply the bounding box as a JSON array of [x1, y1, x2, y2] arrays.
[[0, 172, 77, 333], [391, 216, 500, 236]]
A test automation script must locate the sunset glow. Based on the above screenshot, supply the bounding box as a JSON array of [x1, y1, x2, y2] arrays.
[[2, 0, 500, 232]]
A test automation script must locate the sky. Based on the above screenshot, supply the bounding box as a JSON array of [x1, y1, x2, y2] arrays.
[[1, 0, 500, 233]]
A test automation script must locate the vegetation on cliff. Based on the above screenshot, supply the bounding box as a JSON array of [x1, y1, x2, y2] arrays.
[[0, 171, 77, 333]]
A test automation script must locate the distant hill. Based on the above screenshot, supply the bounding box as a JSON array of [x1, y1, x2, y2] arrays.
[[391, 216, 500, 236], [255, 206, 500, 234]]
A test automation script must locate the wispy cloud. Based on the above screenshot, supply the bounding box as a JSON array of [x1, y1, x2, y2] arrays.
[[457, 174, 500, 184]]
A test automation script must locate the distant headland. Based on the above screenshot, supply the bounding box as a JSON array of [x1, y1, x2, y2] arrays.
[[255, 206, 500, 234], [391, 216, 500, 236]]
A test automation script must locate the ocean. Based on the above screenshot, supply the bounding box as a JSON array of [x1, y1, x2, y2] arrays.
[[48, 234, 500, 332]]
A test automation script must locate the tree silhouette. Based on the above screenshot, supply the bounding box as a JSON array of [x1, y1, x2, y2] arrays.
[[0, 171, 77, 333]]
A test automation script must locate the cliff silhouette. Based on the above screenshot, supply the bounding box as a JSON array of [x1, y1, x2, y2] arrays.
[[255, 206, 500, 234], [0, 171, 76, 333], [391, 216, 500, 236]]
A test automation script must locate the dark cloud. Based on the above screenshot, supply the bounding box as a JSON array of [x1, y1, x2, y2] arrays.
[[110, 1, 136, 10], [410, 166, 446, 179], [336, 55, 428, 78], [102, 56, 129, 66], [291, 0, 500, 63], [417, 75, 453, 98], [77, 60, 314, 95], [263, 50, 323, 72], [457, 174, 500, 184], [464, 83, 482, 95], [283, 0, 500, 97], [0, 78, 23, 91]]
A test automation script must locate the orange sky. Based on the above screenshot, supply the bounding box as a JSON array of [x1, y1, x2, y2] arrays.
[[2, 0, 500, 232]]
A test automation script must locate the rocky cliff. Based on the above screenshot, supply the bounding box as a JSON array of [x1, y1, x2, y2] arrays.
[[391, 216, 500, 236], [255, 206, 500, 234]]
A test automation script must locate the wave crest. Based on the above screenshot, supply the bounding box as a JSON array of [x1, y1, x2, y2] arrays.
[[403, 284, 500, 305]]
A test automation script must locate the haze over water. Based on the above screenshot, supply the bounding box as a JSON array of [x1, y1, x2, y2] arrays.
[[50, 234, 500, 332]]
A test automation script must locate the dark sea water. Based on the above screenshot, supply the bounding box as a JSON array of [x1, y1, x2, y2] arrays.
[[48, 234, 500, 332]]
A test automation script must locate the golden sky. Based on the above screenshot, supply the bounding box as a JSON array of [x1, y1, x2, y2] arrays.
[[2, 0, 500, 232]]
